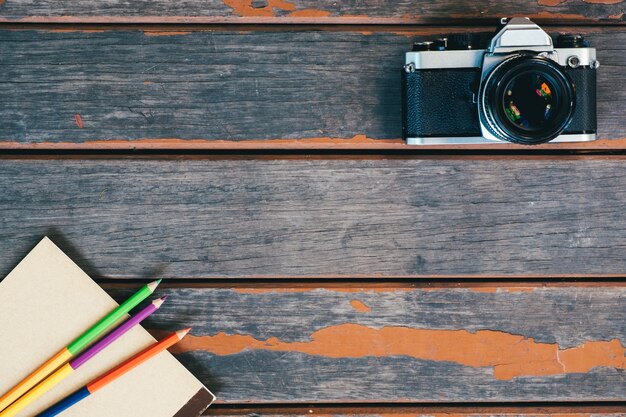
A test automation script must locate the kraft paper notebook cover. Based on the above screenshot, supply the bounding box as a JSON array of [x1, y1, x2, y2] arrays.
[[0, 237, 215, 417]]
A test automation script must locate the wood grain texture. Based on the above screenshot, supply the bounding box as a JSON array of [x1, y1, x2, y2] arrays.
[[0, 28, 623, 149], [205, 412, 626, 417], [204, 408, 626, 417], [204, 412, 626, 417], [0, 0, 624, 24], [3, 157, 626, 278], [105, 286, 626, 402]]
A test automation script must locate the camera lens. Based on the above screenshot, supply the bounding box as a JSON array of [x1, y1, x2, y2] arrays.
[[480, 55, 576, 144], [502, 73, 559, 131]]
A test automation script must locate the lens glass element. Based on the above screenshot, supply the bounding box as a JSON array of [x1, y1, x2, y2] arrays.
[[502, 72, 559, 132], [479, 55, 576, 145]]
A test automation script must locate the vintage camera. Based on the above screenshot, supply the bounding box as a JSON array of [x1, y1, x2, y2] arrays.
[[402, 17, 599, 145]]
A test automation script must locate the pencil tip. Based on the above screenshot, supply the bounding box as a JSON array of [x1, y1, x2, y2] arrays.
[[147, 279, 162, 292], [176, 328, 192, 339], [153, 296, 167, 308]]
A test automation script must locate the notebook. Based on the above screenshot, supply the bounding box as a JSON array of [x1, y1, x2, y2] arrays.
[[0, 237, 215, 417]]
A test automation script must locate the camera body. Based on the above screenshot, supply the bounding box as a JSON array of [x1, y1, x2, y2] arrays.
[[402, 17, 598, 145]]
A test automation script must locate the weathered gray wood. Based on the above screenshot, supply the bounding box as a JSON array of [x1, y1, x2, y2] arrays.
[[107, 286, 626, 402], [203, 409, 626, 417], [0, 0, 623, 23], [203, 407, 626, 417], [204, 413, 626, 417], [2, 157, 626, 278], [0, 29, 623, 146]]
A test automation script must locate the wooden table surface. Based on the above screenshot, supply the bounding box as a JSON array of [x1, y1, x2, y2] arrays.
[[0, 1, 624, 416]]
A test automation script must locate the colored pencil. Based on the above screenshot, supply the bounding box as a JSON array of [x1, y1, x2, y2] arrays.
[[0, 279, 161, 413], [36, 328, 191, 417], [0, 297, 167, 417]]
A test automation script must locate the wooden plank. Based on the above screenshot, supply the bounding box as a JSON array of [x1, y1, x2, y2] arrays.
[[204, 406, 626, 417], [105, 285, 626, 402], [3, 156, 626, 278], [0, 28, 623, 149], [205, 412, 626, 417], [205, 410, 626, 417], [203, 407, 626, 417], [0, 0, 624, 24]]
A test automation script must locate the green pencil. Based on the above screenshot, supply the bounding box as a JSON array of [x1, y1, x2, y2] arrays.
[[0, 279, 161, 413]]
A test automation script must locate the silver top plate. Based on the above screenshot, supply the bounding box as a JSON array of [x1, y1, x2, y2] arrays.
[[405, 50, 483, 69], [405, 48, 596, 70]]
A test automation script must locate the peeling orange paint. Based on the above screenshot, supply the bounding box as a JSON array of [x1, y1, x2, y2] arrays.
[[609, 12, 625, 18], [350, 300, 371, 313], [223, 0, 339, 19], [538, 0, 566, 6], [74, 114, 84, 129], [558, 339, 625, 373], [288, 9, 332, 18], [224, 0, 296, 17], [172, 324, 626, 380]]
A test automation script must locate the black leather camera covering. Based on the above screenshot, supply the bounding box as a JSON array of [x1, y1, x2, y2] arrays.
[[402, 68, 481, 138], [402, 65, 597, 139], [563, 67, 597, 134]]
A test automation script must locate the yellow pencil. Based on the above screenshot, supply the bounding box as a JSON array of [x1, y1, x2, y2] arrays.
[[0, 365, 74, 417], [0, 297, 166, 417], [0, 351, 71, 414], [0, 280, 160, 412]]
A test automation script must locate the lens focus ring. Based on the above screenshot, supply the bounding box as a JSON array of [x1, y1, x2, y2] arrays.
[[479, 54, 576, 145]]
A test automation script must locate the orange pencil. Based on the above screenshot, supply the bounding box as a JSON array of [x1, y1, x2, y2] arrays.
[[36, 328, 191, 417]]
